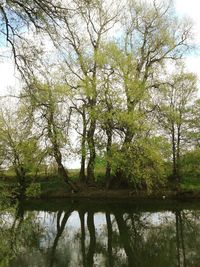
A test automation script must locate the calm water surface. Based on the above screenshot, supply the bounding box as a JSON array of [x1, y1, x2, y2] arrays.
[[1, 199, 200, 267]]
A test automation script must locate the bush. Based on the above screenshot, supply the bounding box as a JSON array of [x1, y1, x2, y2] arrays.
[[25, 183, 41, 198], [180, 148, 200, 184], [111, 138, 166, 191]]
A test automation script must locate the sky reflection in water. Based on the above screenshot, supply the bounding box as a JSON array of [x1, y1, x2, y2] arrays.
[[1, 200, 200, 267]]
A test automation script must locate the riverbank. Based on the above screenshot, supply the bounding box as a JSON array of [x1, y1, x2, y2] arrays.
[[1, 171, 200, 200], [29, 175, 200, 200], [22, 197, 200, 213], [38, 186, 200, 200]]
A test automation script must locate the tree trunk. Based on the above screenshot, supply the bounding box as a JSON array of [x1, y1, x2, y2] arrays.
[[106, 212, 113, 267], [55, 149, 78, 192], [79, 211, 87, 267], [175, 211, 181, 267], [49, 210, 72, 267], [124, 129, 134, 146], [87, 212, 96, 267], [176, 125, 181, 183], [172, 125, 178, 180], [86, 118, 96, 183], [80, 155, 86, 182], [47, 104, 78, 192], [79, 111, 87, 182], [114, 212, 135, 266], [179, 211, 186, 267], [106, 128, 112, 189], [15, 166, 26, 199]]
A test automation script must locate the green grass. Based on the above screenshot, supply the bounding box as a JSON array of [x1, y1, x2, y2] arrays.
[[2, 167, 200, 198], [180, 175, 200, 191]]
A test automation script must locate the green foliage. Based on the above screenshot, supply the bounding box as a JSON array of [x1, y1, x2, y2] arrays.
[[0, 0, 198, 195], [95, 155, 106, 170], [25, 183, 41, 198], [0, 184, 13, 208], [0, 106, 46, 182], [180, 149, 200, 182], [111, 138, 166, 190]]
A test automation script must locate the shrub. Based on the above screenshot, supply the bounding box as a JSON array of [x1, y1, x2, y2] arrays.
[[25, 183, 41, 198], [111, 138, 166, 191]]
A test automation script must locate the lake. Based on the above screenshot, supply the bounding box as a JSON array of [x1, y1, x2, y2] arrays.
[[0, 198, 200, 266]]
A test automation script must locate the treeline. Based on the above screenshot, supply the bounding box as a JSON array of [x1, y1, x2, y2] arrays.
[[0, 0, 199, 193]]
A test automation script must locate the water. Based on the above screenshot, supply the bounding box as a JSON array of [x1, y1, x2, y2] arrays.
[[0, 199, 200, 267]]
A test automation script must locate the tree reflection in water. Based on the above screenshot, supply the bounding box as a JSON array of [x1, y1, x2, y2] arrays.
[[0, 200, 200, 266]]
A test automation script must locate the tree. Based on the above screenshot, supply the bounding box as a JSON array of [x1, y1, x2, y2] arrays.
[[69, 98, 89, 182], [54, 0, 120, 182], [0, 105, 43, 197], [0, 0, 197, 192], [0, 0, 66, 66], [20, 79, 78, 191], [156, 70, 197, 182], [120, 0, 193, 146]]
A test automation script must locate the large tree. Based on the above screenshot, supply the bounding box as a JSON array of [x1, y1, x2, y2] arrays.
[[121, 0, 193, 146], [0, 104, 44, 197], [20, 77, 78, 191], [156, 70, 197, 182], [0, 0, 65, 53], [54, 0, 120, 182]]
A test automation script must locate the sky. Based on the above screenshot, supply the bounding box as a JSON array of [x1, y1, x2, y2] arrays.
[[0, 61, 18, 96], [175, 0, 200, 76]]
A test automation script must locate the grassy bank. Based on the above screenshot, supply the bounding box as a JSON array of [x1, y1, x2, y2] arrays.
[[1, 169, 200, 200]]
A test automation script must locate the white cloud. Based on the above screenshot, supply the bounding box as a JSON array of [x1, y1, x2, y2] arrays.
[[0, 61, 17, 96], [185, 56, 200, 76], [175, 0, 200, 18], [173, 0, 200, 81], [175, 0, 200, 46]]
